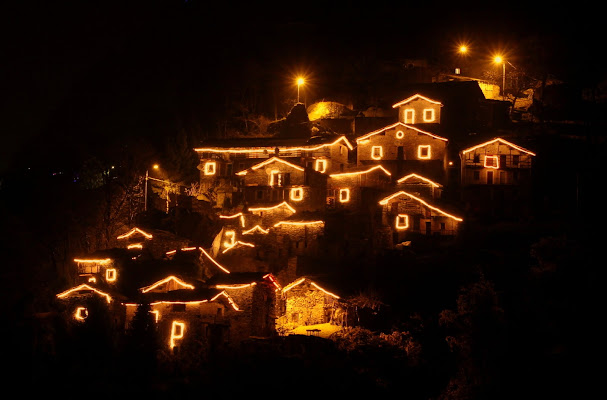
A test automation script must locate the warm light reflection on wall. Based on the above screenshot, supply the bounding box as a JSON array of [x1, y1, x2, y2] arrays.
[[117, 227, 153, 240], [396, 214, 409, 230], [339, 188, 350, 203], [170, 321, 185, 349], [140, 276, 195, 293], [223, 230, 236, 248], [418, 145, 431, 159], [484, 155, 499, 169], [106, 268, 117, 282], [204, 161, 217, 175], [371, 146, 383, 160], [290, 187, 304, 201]]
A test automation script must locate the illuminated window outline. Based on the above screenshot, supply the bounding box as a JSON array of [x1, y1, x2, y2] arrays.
[[170, 321, 185, 349], [395, 130, 405, 139], [315, 159, 327, 173], [418, 145, 431, 159], [106, 268, 117, 282], [290, 187, 304, 201], [204, 161, 216, 175], [75, 307, 88, 320], [395, 214, 409, 230], [404, 109, 415, 124], [269, 169, 280, 186], [151, 310, 160, 323], [371, 146, 383, 160], [339, 188, 350, 203], [484, 155, 500, 169], [423, 108, 435, 122]]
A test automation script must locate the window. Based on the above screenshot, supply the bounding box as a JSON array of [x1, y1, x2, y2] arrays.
[[290, 187, 304, 201], [440, 222, 446, 231], [204, 161, 216, 175], [339, 188, 350, 203], [371, 146, 383, 160], [484, 155, 499, 169], [423, 108, 435, 122], [404, 109, 415, 124], [224, 230, 235, 248], [75, 307, 88, 320], [418, 145, 431, 159], [395, 214, 409, 230], [105, 268, 117, 282], [395, 130, 405, 139], [512, 155, 519, 166], [315, 159, 327, 173], [473, 154, 480, 163]]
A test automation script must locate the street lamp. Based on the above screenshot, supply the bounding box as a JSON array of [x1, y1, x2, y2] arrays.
[[494, 55, 506, 100], [144, 164, 159, 211], [296, 77, 304, 103]]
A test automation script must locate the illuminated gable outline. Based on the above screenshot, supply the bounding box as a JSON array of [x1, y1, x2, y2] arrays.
[[356, 122, 448, 143], [396, 173, 440, 187], [379, 191, 463, 222], [249, 201, 296, 214], [236, 157, 304, 176], [117, 227, 153, 240], [329, 165, 392, 178], [461, 138, 536, 156], [57, 284, 112, 303], [391, 94, 443, 108], [140, 276, 195, 293], [195, 136, 354, 154]]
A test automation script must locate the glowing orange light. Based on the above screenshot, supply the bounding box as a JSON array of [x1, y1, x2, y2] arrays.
[[75, 307, 88, 320], [339, 188, 350, 203], [140, 276, 195, 293], [269, 169, 280, 186], [170, 321, 185, 349], [273, 220, 324, 227], [371, 146, 383, 160], [151, 310, 160, 323], [404, 109, 415, 124], [263, 273, 282, 290], [396, 130, 405, 139], [57, 284, 112, 303], [204, 161, 216, 175], [422, 109, 436, 122], [395, 214, 409, 230], [329, 165, 391, 178], [282, 277, 339, 299], [242, 225, 269, 235], [221, 240, 255, 254], [418, 145, 432, 159], [127, 243, 143, 250], [219, 213, 246, 227], [195, 136, 353, 153], [249, 202, 296, 214], [314, 159, 327, 173], [379, 191, 463, 222], [290, 187, 304, 201], [215, 283, 256, 289], [200, 247, 231, 273], [74, 258, 112, 264], [236, 157, 304, 176], [212, 291, 240, 311], [356, 122, 448, 143], [106, 268, 117, 282], [484, 155, 500, 169], [165, 249, 177, 256], [392, 94, 443, 108], [223, 230, 236, 248], [117, 227, 153, 240], [461, 138, 536, 156], [396, 173, 440, 187], [88, 277, 96, 283]]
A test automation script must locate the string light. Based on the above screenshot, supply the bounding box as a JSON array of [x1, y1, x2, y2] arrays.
[[396, 173, 440, 187], [116, 227, 153, 240], [329, 165, 391, 178], [379, 190, 463, 221], [57, 284, 112, 303], [140, 276, 195, 293], [249, 202, 296, 214], [170, 321, 185, 349], [242, 225, 269, 235], [356, 122, 448, 143], [195, 136, 353, 154], [392, 93, 443, 107], [461, 137, 536, 155]]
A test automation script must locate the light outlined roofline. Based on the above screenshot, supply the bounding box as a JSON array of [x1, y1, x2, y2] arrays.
[[378, 190, 463, 221], [461, 138, 536, 156], [356, 122, 448, 142], [194, 135, 354, 153], [236, 157, 304, 176], [329, 165, 392, 178], [392, 94, 443, 108], [396, 173, 441, 187]]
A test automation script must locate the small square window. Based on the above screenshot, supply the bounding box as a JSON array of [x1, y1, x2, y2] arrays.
[[418, 145, 431, 159], [339, 188, 350, 203], [395, 214, 409, 230], [484, 155, 499, 169], [404, 109, 415, 124], [371, 146, 383, 160], [315, 159, 327, 173], [204, 161, 216, 175], [423, 109, 435, 122], [290, 187, 304, 201]]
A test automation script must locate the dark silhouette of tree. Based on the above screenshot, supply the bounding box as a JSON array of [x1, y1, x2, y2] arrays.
[[123, 300, 159, 383]]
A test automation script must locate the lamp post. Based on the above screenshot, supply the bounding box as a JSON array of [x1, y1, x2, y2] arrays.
[[296, 77, 304, 103], [494, 55, 506, 100], [144, 164, 159, 212]]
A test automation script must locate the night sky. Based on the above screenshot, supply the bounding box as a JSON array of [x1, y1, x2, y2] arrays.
[[2, 1, 603, 175]]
